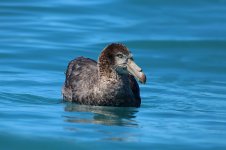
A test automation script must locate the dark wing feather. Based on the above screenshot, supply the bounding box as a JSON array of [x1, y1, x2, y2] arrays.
[[62, 57, 98, 101]]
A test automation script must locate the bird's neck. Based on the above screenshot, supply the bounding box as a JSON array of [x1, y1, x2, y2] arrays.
[[97, 53, 130, 92], [98, 64, 120, 85], [96, 60, 135, 105]]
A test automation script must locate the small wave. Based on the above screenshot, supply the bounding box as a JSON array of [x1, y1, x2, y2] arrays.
[[0, 92, 60, 105]]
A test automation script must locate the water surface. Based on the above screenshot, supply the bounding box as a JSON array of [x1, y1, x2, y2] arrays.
[[1, 0, 226, 150]]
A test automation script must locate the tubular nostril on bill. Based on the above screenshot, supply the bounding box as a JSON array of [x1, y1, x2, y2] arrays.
[[128, 59, 142, 72]]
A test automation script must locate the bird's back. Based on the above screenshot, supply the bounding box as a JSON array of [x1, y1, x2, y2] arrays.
[[62, 57, 98, 102]]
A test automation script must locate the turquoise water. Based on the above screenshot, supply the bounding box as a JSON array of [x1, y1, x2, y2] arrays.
[[1, 0, 226, 149]]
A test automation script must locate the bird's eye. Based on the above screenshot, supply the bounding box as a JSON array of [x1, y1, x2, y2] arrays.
[[116, 54, 123, 58]]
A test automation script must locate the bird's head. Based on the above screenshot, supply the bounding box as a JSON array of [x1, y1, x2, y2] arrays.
[[98, 43, 146, 84]]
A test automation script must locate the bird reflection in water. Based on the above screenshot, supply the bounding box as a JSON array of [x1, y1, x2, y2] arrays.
[[64, 103, 139, 127]]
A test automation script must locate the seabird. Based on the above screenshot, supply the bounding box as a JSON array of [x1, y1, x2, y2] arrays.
[[62, 43, 146, 107]]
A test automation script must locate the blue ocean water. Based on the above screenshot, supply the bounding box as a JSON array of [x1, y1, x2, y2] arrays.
[[1, 0, 226, 149]]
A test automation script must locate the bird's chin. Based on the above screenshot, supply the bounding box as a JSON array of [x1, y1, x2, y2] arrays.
[[115, 66, 128, 75]]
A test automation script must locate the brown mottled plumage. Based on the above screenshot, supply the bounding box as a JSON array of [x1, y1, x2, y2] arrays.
[[62, 43, 146, 107]]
